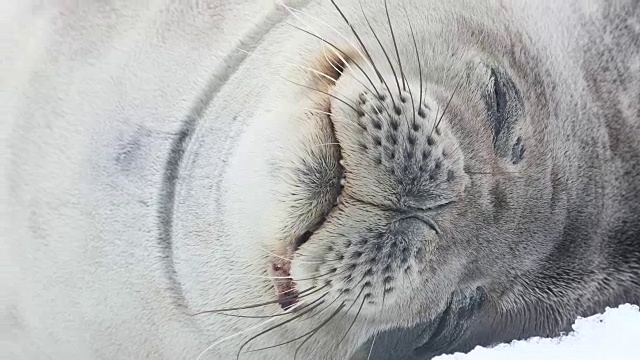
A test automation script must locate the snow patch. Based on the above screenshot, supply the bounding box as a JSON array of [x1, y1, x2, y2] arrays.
[[435, 304, 640, 360]]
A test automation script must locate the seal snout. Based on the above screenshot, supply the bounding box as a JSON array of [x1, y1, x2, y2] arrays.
[[330, 79, 468, 210]]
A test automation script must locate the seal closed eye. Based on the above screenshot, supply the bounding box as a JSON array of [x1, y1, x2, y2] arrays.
[[484, 66, 525, 163]]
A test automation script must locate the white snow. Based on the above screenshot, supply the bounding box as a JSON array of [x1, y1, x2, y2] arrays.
[[434, 304, 640, 360]]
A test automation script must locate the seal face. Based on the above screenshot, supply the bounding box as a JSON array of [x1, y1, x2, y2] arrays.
[[4, 1, 639, 360], [201, 1, 640, 358]]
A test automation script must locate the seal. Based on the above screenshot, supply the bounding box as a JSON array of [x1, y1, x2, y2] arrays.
[[2, 0, 639, 359]]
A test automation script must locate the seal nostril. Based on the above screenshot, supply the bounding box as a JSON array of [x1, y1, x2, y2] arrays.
[[295, 230, 314, 250], [447, 169, 455, 182]]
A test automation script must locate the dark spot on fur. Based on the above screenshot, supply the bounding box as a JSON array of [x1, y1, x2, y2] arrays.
[[364, 268, 374, 277], [408, 134, 417, 145], [447, 169, 455, 182]]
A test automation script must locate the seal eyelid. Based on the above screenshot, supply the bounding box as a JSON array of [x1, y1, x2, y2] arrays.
[[483, 67, 525, 159], [487, 68, 509, 141]]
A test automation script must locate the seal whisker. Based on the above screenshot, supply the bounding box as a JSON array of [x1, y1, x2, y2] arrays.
[[285, 23, 381, 99], [237, 48, 340, 84], [321, 48, 397, 122], [234, 295, 330, 359], [247, 300, 347, 355], [293, 267, 351, 284], [194, 300, 308, 360], [329, 0, 388, 97], [403, 3, 424, 107], [322, 50, 346, 79], [359, 0, 402, 100], [302, 108, 352, 125], [401, 71, 418, 131], [384, 0, 406, 91], [335, 291, 367, 348], [192, 286, 326, 315], [366, 333, 378, 360], [259, 246, 324, 265], [280, 1, 382, 97], [213, 298, 320, 319], [247, 297, 344, 352], [293, 302, 347, 360], [320, 44, 383, 101], [432, 75, 464, 135], [280, 76, 360, 114], [280, 2, 378, 79]]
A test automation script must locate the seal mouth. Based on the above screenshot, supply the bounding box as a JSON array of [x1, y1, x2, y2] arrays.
[[272, 172, 344, 310], [270, 50, 349, 310]]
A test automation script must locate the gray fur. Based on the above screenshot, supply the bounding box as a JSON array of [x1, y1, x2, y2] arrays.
[[2, 0, 638, 359]]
